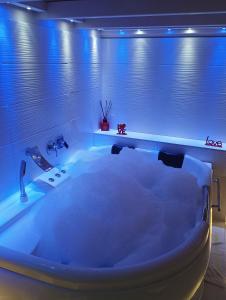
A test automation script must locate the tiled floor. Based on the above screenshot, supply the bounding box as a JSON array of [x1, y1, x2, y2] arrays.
[[202, 223, 226, 300]]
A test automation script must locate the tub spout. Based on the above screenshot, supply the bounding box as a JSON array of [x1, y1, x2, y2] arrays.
[[26, 146, 53, 172], [20, 160, 28, 202]]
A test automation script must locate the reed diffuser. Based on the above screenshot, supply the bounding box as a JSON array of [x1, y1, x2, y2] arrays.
[[99, 100, 112, 131]]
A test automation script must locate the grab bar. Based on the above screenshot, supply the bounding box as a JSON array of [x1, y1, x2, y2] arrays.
[[211, 178, 221, 212], [202, 185, 210, 222]]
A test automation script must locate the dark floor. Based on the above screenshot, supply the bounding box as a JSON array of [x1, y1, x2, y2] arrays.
[[202, 223, 226, 300]]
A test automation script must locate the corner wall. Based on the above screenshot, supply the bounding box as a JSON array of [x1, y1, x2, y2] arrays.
[[0, 5, 101, 200]]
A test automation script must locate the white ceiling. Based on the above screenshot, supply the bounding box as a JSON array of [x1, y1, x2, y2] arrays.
[[2, 0, 226, 29]]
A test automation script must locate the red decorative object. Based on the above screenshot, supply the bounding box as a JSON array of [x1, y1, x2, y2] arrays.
[[99, 100, 112, 131], [117, 123, 127, 135], [205, 136, 222, 148], [100, 118, 110, 131]]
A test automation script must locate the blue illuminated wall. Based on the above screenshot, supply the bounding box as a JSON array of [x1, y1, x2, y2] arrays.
[[101, 36, 226, 141], [0, 5, 100, 200], [100, 36, 226, 221], [1, 4, 226, 220]]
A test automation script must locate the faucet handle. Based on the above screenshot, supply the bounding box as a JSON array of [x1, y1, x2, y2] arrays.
[[56, 136, 69, 149], [47, 141, 58, 157], [63, 141, 69, 149], [47, 136, 69, 156]]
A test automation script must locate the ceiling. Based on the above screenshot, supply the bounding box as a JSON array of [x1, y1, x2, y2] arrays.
[[1, 0, 226, 29]]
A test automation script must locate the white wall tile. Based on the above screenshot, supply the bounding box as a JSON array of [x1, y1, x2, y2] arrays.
[[100, 37, 226, 141], [0, 5, 101, 200]]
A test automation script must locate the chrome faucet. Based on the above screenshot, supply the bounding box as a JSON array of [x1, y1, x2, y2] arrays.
[[26, 146, 53, 172], [46, 140, 58, 156], [20, 160, 28, 202], [47, 135, 69, 156], [56, 135, 69, 149]]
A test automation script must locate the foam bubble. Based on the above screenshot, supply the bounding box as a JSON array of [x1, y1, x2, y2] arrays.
[[34, 149, 204, 268]]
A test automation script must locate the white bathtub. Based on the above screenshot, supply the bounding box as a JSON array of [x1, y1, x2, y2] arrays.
[[0, 146, 212, 300]]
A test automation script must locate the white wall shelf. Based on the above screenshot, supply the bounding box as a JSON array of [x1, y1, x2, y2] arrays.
[[94, 129, 226, 152]]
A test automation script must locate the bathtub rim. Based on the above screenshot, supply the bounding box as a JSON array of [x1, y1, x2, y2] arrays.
[[0, 219, 209, 291]]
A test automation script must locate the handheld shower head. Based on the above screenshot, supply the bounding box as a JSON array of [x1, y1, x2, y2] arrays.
[[20, 160, 26, 177], [20, 160, 28, 202]]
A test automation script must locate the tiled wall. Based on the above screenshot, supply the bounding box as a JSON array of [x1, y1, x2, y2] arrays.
[[101, 37, 226, 142], [1, 4, 225, 221], [100, 36, 226, 221], [0, 5, 100, 200]]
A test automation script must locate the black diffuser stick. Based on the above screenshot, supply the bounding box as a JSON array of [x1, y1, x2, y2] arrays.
[[100, 101, 105, 119]]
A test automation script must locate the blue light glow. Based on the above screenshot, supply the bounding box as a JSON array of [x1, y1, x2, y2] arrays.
[[116, 38, 129, 61], [167, 28, 173, 34], [0, 8, 17, 104], [0, 21, 6, 39], [0, 6, 11, 18], [220, 27, 226, 33], [119, 30, 125, 35], [211, 38, 226, 75], [0, 182, 45, 231], [44, 20, 61, 59], [80, 29, 91, 58]]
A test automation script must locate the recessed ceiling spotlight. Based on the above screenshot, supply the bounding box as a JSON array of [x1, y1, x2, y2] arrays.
[[185, 27, 195, 34], [167, 28, 172, 31], [221, 27, 226, 30], [70, 19, 74, 22], [26, 6, 31, 10], [135, 29, 145, 35]]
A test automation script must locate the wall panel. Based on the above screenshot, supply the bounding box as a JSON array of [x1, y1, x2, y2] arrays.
[[101, 37, 226, 141], [0, 5, 100, 200]]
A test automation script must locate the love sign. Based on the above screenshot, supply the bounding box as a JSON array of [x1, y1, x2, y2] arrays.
[[205, 136, 222, 148]]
